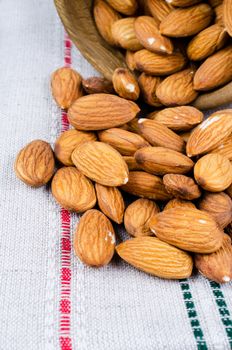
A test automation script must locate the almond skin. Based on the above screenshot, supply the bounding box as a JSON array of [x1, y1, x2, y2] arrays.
[[163, 174, 201, 200], [150, 106, 203, 131], [125, 51, 136, 71], [167, 0, 201, 6], [116, 236, 193, 279], [95, 183, 125, 224], [164, 199, 196, 210], [98, 128, 149, 156], [134, 49, 187, 76], [210, 134, 232, 160], [193, 45, 232, 91], [82, 77, 114, 94], [93, 0, 121, 46], [134, 16, 173, 55], [195, 235, 232, 283], [138, 119, 185, 152], [112, 68, 140, 101], [74, 209, 115, 267], [72, 141, 129, 187], [123, 156, 142, 170], [121, 171, 171, 200], [135, 147, 194, 175], [223, 0, 232, 37], [51, 67, 83, 109], [150, 207, 224, 253], [160, 4, 213, 37], [15, 140, 55, 187], [111, 18, 143, 51], [186, 110, 232, 157], [51, 167, 96, 212], [194, 154, 232, 192], [124, 198, 160, 237], [146, 0, 173, 23], [215, 4, 223, 25], [156, 68, 198, 106], [54, 129, 96, 166], [105, 0, 138, 15], [138, 73, 162, 107], [187, 24, 228, 61], [68, 94, 140, 131]]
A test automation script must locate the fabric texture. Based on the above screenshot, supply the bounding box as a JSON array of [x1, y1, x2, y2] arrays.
[[0, 1, 232, 349]]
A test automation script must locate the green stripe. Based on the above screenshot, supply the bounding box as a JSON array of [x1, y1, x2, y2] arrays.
[[179, 279, 208, 350], [209, 281, 232, 348]]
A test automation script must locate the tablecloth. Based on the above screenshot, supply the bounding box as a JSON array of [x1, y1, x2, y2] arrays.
[[0, 1, 232, 349]]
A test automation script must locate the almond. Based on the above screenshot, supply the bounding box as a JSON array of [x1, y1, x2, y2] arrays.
[[74, 209, 115, 267], [150, 106, 203, 131], [134, 16, 173, 54], [111, 18, 143, 51], [105, 0, 138, 15], [138, 119, 185, 152], [134, 49, 187, 76], [72, 141, 129, 186], [163, 174, 201, 200], [210, 134, 232, 160], [223, 0, 232, 37], [164, 198, 196, 210], [138, 73, 162, 107], [124, 198, 160, 237], [150, 207, 224, 253], [135, 147, 194, 175], [126, 118, 141, 134], [146, 0, 173, 23], [54, 129, 96, 166], [123, 156, 142, 170], [95, 183, 125, 224], [98, 128, 149, 156], [68, 94, 140, 130], [156, 68, 198, 106], [112, 68, 140, 100], [195, 235, 232, 283], [15, 140, 54, 187], [186, 109, 232, 157], [51, 167, 96, 212], [160, 4, 213, 37], [121, 171, 171, 200], [166, 0, 201, 6], [194, 153, 232, 192], [51, 67, 83, 109], [125, 51, 136, 71], [187, 24, 228, 61], [82, 77, 114, 94], [93, 0, 121, 46], [215, 4, 223, 25], [193, 45, 232, 91], [116, 236, 193, 279]]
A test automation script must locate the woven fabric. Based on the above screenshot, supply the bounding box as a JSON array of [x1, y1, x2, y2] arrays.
[[0, 1, 232, 349]]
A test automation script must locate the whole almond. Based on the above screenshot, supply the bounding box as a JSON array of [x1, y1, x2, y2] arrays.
[[150, 106, 203, 131], [82, 77, 114, 94], [163, 174, 201, 200], [193, 45, 232, 91], [111, 18, 143, 51], [51, 67, 83, 109], [123, 156, 142, 170], [51, 167, 96, 212], [223, 0, 232, 37], [134, 16, 173, 54], [210, 134, 232, 160], [112, 68, 140, 100], [105, 0, 138, 15], [95, 183, 125, 224], [125, 51, 136, 71], [146, 0, 173, 22], [93, 0, 121, 46], [15, 140, 54, 187], [187, 24, 228, 61], [166, 0, 201, 6], [160, 4, 213, 37], [74, 209, 115, 267], [199, 192, 232, 229], [156, 68, 198, 106], [150, 207, 224, 253], [121, 171, 171, 200], [138, 119, 185, 152], [54, 129, 96, 166], [72, 141, 129, 186], [116, 236, 193, 279], [138, 73, 162, 107], [68, 94, 140, 130], [134, 49, 187, 76], [194, 153, 232, 192], [135, 147, 194, 175], [124, 198, 160, 237], [186, 110, 232, 157], [195, 235, 232, 283], [164, 198, 196, 210], [98, 128, 149, 156]]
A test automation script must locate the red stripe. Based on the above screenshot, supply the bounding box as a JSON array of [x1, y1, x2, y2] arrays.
[[59, 34, 72, 350]]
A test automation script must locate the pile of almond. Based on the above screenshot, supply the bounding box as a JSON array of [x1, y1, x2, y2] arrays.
[[14, 0, 232, 284]]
